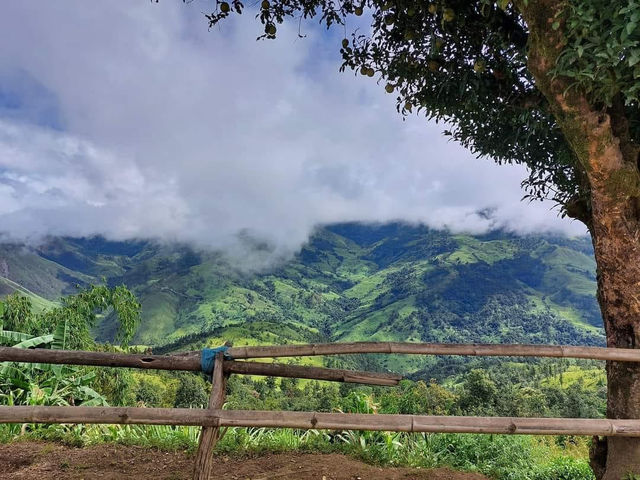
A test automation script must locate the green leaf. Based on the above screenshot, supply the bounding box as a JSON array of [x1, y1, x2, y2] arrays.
[[0, 366, 30, 388], [12, 334, 54, 349], [52, 320, 69, 351], [0, 329, 33, 344]]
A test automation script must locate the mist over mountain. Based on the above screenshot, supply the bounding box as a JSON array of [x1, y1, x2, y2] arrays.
[[0, 3, 588, 259], [0, 222, 602, 375]]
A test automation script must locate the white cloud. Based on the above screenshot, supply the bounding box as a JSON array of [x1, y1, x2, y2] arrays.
[[0, 1, 587, 260]]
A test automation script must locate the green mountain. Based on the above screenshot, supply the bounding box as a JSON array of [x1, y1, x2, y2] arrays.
[[0, 223, 603, 374]]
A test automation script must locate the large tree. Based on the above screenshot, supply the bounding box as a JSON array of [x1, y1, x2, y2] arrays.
[[194, 0, 640, 477]]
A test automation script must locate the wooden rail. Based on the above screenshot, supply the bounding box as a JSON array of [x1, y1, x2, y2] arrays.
[[4, 342, 639, 369], [0, 347, 402, 386], [0, 346, 200, 371], [224, 360, 401, 386], [226, 341, 640, 362], [3, 340, 639, 478], [2, 406, 640, 437]]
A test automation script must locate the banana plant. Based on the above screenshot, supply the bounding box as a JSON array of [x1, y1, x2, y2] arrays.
[[0, 285, 140, 410], [0, 317, 106, 407], [0, 303, 32, 346]]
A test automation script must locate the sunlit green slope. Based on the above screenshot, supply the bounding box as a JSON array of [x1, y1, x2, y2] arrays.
[[0, 223, 602, 374]]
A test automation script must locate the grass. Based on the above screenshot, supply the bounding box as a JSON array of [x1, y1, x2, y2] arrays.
[[137, 291, 180, 344], [343, 268, 389, 300], [449, 236, 518, 265], [539, 247, 596, 296], [0, 424, 594, 480], [335, 297, 417, 342], [0, 277, 57, 313], [527, 295, 601, 333], [541, 366, 606, 389]]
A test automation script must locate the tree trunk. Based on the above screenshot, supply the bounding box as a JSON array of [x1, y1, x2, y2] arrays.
[[591, 181, 640, 480], [552, 117, 640, 480], [517, 2, 640, 477], [543, 89, 640, 480]]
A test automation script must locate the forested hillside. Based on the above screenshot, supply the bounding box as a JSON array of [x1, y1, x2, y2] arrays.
[[0, 222, 606, 480], [0, 223, 602, 375]]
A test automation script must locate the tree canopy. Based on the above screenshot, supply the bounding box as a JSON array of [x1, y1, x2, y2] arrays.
[[196, 3, 640, 476], [201, 0, 640, 224]]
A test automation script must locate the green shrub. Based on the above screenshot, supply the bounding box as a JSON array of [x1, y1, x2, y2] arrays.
[[132, 373, 177, 407], [174, 373, 208, 408], [531, 457, 595, 480]]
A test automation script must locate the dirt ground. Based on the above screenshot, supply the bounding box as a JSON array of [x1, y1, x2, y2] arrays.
[[0, 442, 489, 480]]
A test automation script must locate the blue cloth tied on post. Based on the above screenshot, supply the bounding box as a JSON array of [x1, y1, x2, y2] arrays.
[[200, 345, 233, 375]]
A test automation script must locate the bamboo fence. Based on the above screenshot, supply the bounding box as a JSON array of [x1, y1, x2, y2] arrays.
[[5, 341, 640, 366], [1, 341, 638, 479], [2, 406, 640, 437], [224, 341, 640, 362]]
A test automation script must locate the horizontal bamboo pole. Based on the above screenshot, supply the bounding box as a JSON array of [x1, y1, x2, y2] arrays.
[[223, 361, 402, 386], [0, 346, 201, 371], [5, 342, 639, 366], [2, 406, 640, 437], [227, 342, 640, 363], [0, 347, 400, 386]]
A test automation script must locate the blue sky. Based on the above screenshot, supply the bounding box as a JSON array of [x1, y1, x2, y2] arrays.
[[0, 1, 586, 264], [0, 70, 64, 130]]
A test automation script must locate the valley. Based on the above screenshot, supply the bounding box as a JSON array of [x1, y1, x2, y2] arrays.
[[0, 222, 602, 376]]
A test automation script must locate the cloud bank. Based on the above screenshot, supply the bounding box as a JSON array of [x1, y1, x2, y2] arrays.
[[0, 1, 587, 260]]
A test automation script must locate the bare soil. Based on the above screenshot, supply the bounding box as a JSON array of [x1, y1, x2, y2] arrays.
[[0, 441, 489, 480]]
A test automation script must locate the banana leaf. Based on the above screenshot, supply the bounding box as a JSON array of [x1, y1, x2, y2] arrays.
[[12, 334, 53, 349]]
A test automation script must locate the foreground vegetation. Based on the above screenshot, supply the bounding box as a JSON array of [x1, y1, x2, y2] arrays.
[[0, 423, 594, 480], [0, 284, 605, 479]]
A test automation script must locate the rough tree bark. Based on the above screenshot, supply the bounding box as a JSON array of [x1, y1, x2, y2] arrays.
[[519, 1, 640, 478]]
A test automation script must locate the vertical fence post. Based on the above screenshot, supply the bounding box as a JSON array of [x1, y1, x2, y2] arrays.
[[193, 352, 228, 480]]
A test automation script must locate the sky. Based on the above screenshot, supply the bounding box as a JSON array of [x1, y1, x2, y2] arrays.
[[0, 1, 587, 263]]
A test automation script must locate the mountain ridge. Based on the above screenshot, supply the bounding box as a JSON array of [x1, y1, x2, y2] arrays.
[[0, 222, 602, 374]]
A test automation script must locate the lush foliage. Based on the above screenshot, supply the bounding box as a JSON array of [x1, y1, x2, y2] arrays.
[[554, 0, 640, 108], [219, 361, 606, 419], [0, 225, 602, 378], [198, 0, 593, 211], [32, 348, 599, 478], [0, 285, 605, 479], [0, 420, 594, 479], [0, 285, 141, 414], [1, 285, 140, 349], [0, 266, 605, 478], [0, 337, 106, 411]]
